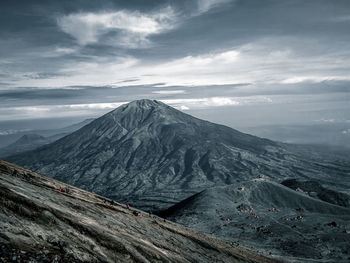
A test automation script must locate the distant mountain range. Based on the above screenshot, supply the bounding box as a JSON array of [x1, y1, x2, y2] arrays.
[[7, 100, 349, 210], [0, 118, 94, 157], [0, 134, 50, 157]]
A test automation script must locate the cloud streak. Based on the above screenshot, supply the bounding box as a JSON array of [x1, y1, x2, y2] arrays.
[[152, 90, 186, 95], [0, 95, 274, 121], [196, 0, 234, 14], [56, 0, 235, 48], [57, 7, 176, 47], [10, 37, 350, 90]]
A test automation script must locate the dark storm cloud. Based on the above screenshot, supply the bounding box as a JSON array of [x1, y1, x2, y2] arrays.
[[0, 0, 346, 61], [1, 0, 349, 55], [0, 87, 85, 100], [0, 0, 235, 62]]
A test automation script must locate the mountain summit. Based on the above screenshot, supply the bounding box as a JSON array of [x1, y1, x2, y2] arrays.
[[7, 100, 346, 210]]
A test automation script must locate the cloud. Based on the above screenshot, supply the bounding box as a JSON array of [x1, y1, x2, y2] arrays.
[[281, 76, 350, 84], [131, 49, 242, 86], [332, 15, 350, 22], [315, 118, 336, 123], [0, 95, 273, 121], [57, 7, 176, 47], [0, 129, 30, 135], [68, 102, 126, 109], [314, 118, 350, 124], [41, 47, 78, 58], [162, 96, 272, 110], [55, 0, 235, 48], [342, 129, 350, 134], [0, 102, 128, 121], [13, 48, 241, 88], [8, 35, 350, 90], [13, 56, 139, 88], [23, 72, 66, 80], [152, 90, 186, 95], [179, 105, 189, 110], [196, 0, 234, 14], [166, 50, 240, 68]]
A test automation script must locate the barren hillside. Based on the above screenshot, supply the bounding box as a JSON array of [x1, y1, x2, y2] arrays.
[[0, 159, 278, 263]]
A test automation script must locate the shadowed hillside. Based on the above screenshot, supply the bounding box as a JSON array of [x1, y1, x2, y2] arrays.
[[158, 179, 350, 262]]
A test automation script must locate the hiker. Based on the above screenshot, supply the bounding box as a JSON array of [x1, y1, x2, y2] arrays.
[[126, 203, 130, 209], [12, 169, 18, 176], [133, 211, 141, 216]]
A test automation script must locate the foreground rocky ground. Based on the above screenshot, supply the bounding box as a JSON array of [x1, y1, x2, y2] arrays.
[[0, 159, 278, 263]]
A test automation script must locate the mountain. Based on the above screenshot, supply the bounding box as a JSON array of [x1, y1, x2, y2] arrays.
[[0, 134, 50, 158], [0, 159, 277, 263], [7, 99, 350, 211], [0, 119, 95, 158], [158, 179, 350, 262]]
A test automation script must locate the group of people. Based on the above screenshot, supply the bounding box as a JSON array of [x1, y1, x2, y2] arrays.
[[58, 185, 70, 194]]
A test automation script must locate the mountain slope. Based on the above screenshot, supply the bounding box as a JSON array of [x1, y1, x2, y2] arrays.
[[7, 99, 350, 210], [158, 179, 350, 262], [0, 159, 277, 263]]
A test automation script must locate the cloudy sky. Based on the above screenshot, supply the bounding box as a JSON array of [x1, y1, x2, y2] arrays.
[[0, 0, 349, 137]]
